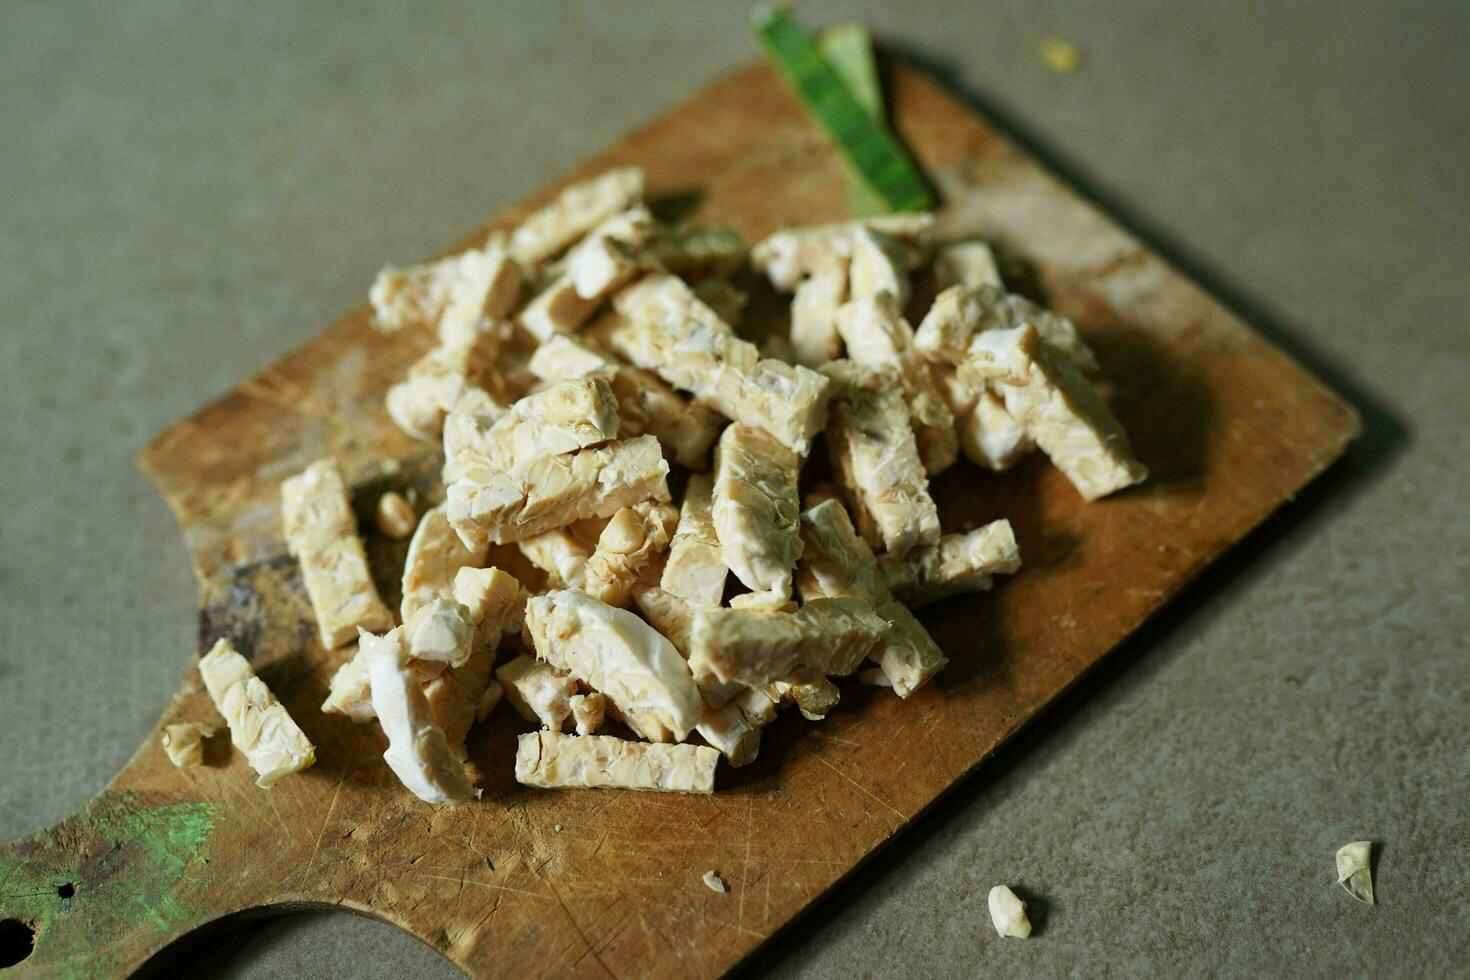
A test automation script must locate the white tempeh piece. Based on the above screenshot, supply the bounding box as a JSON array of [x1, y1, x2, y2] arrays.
[[516, 525, 595, 590], [798, 499, 948, 696], [751, 214, 935, 291], [847, 227, 912, 307], [934, 240, 1003, 290], [733, 686, 779, 726], [964, 325, 1147, 500], [879, 520, 1022, 608], [519, 211, 649, 340], [452, 377, 620, 474], [711, 424, 803, 601], [611, 274, 829, 454], [687, 597, 889, 689], [518, 276, 602, 342], [695, 701, 761, 767], [835, 293, 958, 475], [967, 386, 1036, 471], [789, 257, 848, 368], [527, 333, 622, 381], [915, 283, 1100, 376], [495, 654, 578, 732], [369, 245, 521, 333], [632, 582, 697, 657], [584, 501, 679, 607], [528, 333, 724, 470], [401, 504, 489, 626], [508, 167, 644, 268], [321, 644, 375, 722], [661, 473, 727, 607], [441, 387, 508, 484], [569, 692, 608, 736], [446, 434, 670, 547], [425, 566, 526, 751], [363, 627, 476, 805], [821, 361, 941, 557], [161, 722, 216, 768], [404, 596, 474, 670], [281, 458, 393, 649], [515, 731, 719, 794], [199, 638, 315, 788], [385, 350, 478, 443], [525, 590, 702, 743]]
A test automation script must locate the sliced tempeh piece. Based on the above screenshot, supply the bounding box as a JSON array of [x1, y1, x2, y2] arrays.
[[516, 525, 596, 590], [199, 638, 315, 788], [528, 333, 725, 470], [161, 722, 216, 769], [847, 227, 911, 307], [799, 499, 948, 696], [321, 644, 375, 722], [508, 166, 644, 268], [934, 240, 1003, 290], [687, 597, 889, 689], [965, 324, 1148, 500], [915, 283, 1099, 376], [584, 501, 679, 607], [369, 245, 521, 333], [789, 257, 848, 368], [661, 472, 727, 607], [425, 566, 526, 751], [525, 590, 702, 743], [527, 333, 621, 381], [446, 434, 670, 547], [695, 701, 761, 767], [751, 214, 935, 291], [496, 654, 578, 732], [452, 377, 621, 474], [711, 424, 803, 601], [281, 458, 394, 649], [569, 692, 608, 736], [385, 345, 484, 443], [401, 504, 489, 626], [519, 210, 651, 340], [611, 274, 829, 454], [632, 582, 697, 657], [878, 520, 1022, 608], [441, 387, 509, 483], [821, 361, 941, 557], [363, 627, 476, 805], [404, 597, 473, 670], [515, 731, 718, 794], [835, 293, 958, 475]]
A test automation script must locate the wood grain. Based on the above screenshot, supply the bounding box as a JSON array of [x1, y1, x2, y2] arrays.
[[0, 59, 1358, 978]]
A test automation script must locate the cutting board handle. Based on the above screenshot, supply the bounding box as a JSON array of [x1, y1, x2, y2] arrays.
[[0, 791, 223, 977]]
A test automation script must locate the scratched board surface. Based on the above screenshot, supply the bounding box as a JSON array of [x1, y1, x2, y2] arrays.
[[0, 59, 1356, 978]]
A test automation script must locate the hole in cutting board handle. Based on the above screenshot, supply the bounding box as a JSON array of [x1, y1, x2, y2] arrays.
[[0, 918, 35, 968]]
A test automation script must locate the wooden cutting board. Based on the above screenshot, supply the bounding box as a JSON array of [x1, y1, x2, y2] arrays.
[[0, 58, 1358, 978]]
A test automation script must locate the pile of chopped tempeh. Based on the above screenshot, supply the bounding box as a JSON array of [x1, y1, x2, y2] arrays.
[[181, 167, 1147, 801]]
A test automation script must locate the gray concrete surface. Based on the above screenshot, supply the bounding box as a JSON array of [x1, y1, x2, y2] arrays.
[[2, 1, 1466, 976]]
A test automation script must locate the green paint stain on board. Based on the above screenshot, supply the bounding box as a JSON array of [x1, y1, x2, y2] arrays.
[[0, 793, 215, 975]]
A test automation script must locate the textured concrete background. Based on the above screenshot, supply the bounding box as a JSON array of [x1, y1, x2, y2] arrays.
[[2, 1, 1467, 976]]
